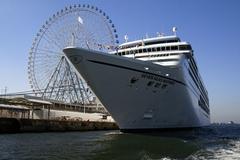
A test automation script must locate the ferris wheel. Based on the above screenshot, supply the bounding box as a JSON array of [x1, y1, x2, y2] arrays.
[[28, 4, 119, 104]]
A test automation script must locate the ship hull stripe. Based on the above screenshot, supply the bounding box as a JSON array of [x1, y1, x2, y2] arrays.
[[88, 59, 186, 86]]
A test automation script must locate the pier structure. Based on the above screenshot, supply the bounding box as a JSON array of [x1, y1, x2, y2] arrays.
[[0, 94, 117, 133], [0, 94, 110, 121]]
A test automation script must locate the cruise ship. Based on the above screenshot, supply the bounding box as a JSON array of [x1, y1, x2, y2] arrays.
[[63, 31, 210, 132]]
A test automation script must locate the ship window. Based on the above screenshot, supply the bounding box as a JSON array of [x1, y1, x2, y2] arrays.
[[139, 49, 142, 53], [161, 47, 165, 51], [122, 52, 125, 55], [144, 39, 179, 46], [143, 48, 147, 53], [179, 45, 186, 50], [135, 50, 138, 53], [179, 45, 192, 50], [157, 47, 161, 51], [147, 48, 151, 52], [152, 48, 156, 52], [170, 53, 179, 56], [171, 46, 178, 50], [166, 46, 170, 50], [188, 69, 198, 88], [156, 58, 179, 62]]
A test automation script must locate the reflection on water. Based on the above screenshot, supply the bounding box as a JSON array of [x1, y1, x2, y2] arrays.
[[0, 124, 240, 160]]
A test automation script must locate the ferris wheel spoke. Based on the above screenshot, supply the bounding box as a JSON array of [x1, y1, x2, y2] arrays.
[[42, 33, 63, 50], [36, 48, 63, 55], [46, 27, 67, 48]]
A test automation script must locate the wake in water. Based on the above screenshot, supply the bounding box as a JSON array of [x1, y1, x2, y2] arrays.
[[92, 124, 240, 160], [187, 124, 240, 160]]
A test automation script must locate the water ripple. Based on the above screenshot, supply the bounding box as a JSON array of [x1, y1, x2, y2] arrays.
[[0, 124, 240, 160]]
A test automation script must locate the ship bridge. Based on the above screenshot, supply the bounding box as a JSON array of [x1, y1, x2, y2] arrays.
[[112, 35, 193, 66]]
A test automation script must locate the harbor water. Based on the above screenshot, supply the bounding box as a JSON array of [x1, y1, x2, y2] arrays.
[[0, 124, 240, 160]]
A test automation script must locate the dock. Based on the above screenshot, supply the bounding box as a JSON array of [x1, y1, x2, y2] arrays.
[[0, 95, 119, 133], [0, 117, 119, 133]]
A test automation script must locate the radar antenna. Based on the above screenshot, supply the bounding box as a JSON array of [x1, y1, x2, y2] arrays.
[[172, 27, 177, 36]]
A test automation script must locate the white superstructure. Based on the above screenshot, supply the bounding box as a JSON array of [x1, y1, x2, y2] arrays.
[[64, 33, 210, 132]]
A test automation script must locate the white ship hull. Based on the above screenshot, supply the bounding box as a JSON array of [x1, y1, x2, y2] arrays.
[[64, 47, 210, 131]]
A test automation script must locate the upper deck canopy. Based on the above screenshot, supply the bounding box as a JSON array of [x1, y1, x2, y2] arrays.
[[119, 35, 181, 49]]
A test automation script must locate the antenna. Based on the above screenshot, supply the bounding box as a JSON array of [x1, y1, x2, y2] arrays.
[[172, 27, 177, 36], [145, 33, 149, 39], [71, 33, 76, 46], [157, 32, 164, 37], [124, 35, 128, 42], [4, 86, 7, 96]]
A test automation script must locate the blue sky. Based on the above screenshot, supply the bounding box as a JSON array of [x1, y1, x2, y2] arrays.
[[0, 0, 240, 123]]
